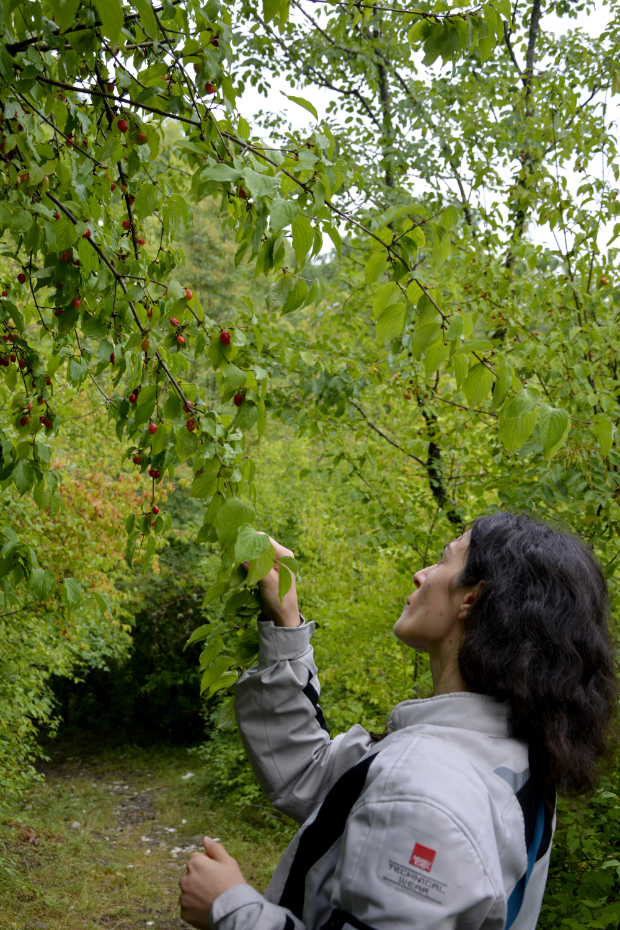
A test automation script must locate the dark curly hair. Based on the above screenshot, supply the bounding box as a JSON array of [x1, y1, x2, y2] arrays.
[[456, 511, 618, 798]]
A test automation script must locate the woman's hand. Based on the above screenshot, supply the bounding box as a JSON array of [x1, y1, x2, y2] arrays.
[[244, 536, 300, 627], [179, 837, 246, 929]]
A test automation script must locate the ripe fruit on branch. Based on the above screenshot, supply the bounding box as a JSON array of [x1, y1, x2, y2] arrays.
[[54, 212, 60, 219], [219, 330, 230, 345], [151, 505, 159, 515], [185, 288, 192, 299], [129, 393, 137, 403], [61, 250, 68, 262], [600, 275, 610, 285], [177, 335, 185, 345], [37, 396, 44, 404], [110, 352, 115, 364], [1, 290, 6, 297], [128, 195, 135, 205], [233, 393, 244, 407], [54, 308, 63, 317], [82, 228, 91, 239], [46, 376, 51, 386], [72, 297, 82, 308], [118, 118, 128, 133], [148, 423, 158, 435], [133, 455, 142, 464], [17, 272, 26, 284], [148, 467, 160, 478], [186, 419, 196, 431], [147, 308, 153, 318], [10, 354, 16, 363], [136, 131, 148, 145], [205, 82, 215, 94], [110, 183, 116, 191], [43, 417, 52, 429], [236, 185, 247, 200], [20, 415, 30, 426], [170, 317, 180, 326], [183, 402, 193, 412], [138, 237, 145, 245], [141, 338, 150, 352], [18, 359, 26, 369], [122, 219, 131, 230]]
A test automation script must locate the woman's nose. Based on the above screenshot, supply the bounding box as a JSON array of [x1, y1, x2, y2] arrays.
[[412, 567, 428, 589]]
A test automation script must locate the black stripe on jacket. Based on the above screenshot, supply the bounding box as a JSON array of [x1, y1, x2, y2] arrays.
[[279, 754, 377, 919]]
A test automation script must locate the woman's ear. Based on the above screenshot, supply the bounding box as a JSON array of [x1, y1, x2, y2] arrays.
[[458, 580, 485, 621]]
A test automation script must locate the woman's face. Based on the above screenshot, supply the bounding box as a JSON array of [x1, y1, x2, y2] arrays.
[[393, 532, 472, 652]]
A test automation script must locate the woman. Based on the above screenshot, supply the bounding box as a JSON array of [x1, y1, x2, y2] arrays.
[[179, 512, 618, 930]]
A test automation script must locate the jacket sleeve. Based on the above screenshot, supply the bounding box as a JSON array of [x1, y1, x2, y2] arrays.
[[234, 617, 374, 823], [209, 796, 506, 930]]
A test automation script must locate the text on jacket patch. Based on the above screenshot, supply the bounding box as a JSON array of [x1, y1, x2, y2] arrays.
[[381, 860, 447, 906], [410, 842, 436, 872]]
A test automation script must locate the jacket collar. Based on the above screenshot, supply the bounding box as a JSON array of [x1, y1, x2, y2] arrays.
[[388, 691, 511, 738]]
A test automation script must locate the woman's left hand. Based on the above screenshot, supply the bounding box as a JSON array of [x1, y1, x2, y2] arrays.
[[179, 837, 247, 929]]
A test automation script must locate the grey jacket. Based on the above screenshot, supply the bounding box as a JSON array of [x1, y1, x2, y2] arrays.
[[209, 619, 555, 930]]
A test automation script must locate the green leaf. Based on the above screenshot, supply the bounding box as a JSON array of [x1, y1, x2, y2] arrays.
[[184, 623, 213, 650], [266, 274, 295, 312], [221, 363, 247, 391], [208, 670, 239, 698], [245, 544, 275, 586], [163, 193, 191, 240], [199, 635, 223, 668], [376, 303, 406, 345], [431, 223, 451, 268], [282, 93, 318, 122], [231, 402, 259, 432], [365, 251, 389, 285], [54, 218, 77, 250], [78, 237, 98, 275], [411, 322, 441, 360], [30, 567, 55, 600], [592, 413, 613, 457], [201, 164, 241, 183], [462, 363, 494, 406], [131, 0, 160, 38], [215, 498, 255, 550], [270, 198, 299, 233], [539, 405, 570, 460], [492, 355, 513, 409], [242, 168, 280, 200], [278, 563, 292, 603], [61, 577, 82, 611], [48, 0, 81, 32], [441, 205, 459, 230], [94, 592, 112, 617], [499, 409, 538, 454], [372, 282, 402, 318], [425, 340, 449, 377], [200, 656, 234, 695], [292, 215, 313, 268], [176, 428, 198, 461], [151, 423, 168, 455], [133, 182, 161, 219], [93, 0, 124, 45], [234, 524, 271, 564], [452, 340, 493, 357], [281, 278, 308, 315], [501, 387, 540, 420], [189, 460, 220, 498], [13, 460, 34, 495]]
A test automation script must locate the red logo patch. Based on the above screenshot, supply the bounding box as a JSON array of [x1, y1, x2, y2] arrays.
[[409, 842, 436, 873]]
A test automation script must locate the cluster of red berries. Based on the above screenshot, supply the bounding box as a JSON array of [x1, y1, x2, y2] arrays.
[[148, 467, 161, 478]]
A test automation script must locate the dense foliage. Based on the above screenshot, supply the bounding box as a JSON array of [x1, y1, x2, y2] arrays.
[[0, 1, 619, 925]]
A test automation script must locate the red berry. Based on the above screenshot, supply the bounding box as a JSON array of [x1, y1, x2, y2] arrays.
[[138, 237, 145, 245], [122, 219, 131, 230], [136, 131, 148, 145], [186, 418, 196, 431], [148, 467, 156, 478], [54, 212, 60, 219], [27, 402, 33, 411], [83, 140, 88, 149], [83, 228, 91, 239], [110, 183, 116, 191], [147, 308, 153, 318], [17, 273, 26, 284], [1, 290, 6, 297], [10, 353, 16, 363], [18, 359, 26, 369], [37, 396, 44, 404], [72, 297, 82, 309], [61, 250, 68, 262], [118, 118, 128, 133], [236, 185, 247, 200], [170, 317, 180, 326], [148, 423, 158, 435], [151, 505, 159, 515], [44, 418, 52, 429], [54, 308, 63, 317], [129, 393, 137, 403], [110, 352, 115, 364], [183, 402, 193, 412], [20, 415, 30, 426], [233, 393, 244, 407], [185, 288, 192, 300], [45, 376, 51, 386], [177, 335, 185, 345], [205, 82, 216, 95], [128, 196, 135, 206], [133, 455, 142, 464], [219, 330, 230, 345]]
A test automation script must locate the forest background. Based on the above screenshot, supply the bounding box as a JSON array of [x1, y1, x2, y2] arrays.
[[0, 0, 619, 928]]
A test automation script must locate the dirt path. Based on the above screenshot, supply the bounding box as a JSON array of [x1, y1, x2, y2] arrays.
[[0, 738, 287, 929]]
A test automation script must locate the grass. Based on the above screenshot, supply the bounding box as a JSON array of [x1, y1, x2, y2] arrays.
[[0, 734, 291, 930]]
